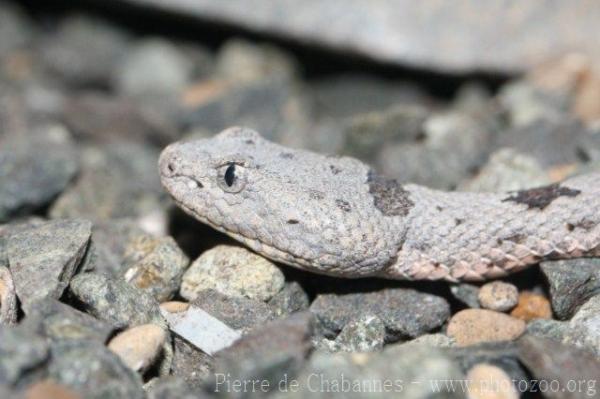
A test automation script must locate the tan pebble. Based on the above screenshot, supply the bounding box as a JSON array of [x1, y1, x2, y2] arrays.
[[447, 309, 525, 347], [160, 301, 190, 313], [466, 363, 519, 399], [510, 291, 552, 321], [25, 380, 82, 399], [478, 281, 518, 312], [108, 324, 167, 372]]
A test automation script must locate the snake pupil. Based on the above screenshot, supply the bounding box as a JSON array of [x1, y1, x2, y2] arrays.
[[224, 163, 236, 187]]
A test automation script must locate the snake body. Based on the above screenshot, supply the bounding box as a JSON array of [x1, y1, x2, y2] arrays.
[[159, 127, 600, 281]]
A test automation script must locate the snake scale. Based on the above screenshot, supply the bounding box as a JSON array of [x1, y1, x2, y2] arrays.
[[159, 127, 600, 282]]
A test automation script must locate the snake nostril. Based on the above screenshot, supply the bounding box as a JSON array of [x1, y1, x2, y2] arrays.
[[167, 162, 175, 173]]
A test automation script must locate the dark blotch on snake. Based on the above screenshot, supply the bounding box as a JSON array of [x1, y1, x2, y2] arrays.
[[367, 170, 414, 216], [502, 183, 581, 210]]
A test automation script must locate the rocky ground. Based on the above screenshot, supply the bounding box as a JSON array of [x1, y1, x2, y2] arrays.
[[1, 2, 600, 399]]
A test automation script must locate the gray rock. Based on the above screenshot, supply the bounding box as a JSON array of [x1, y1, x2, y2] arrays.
[[0, 325, 48, 388], [23, 299, 114, 343], [213, 312, 314, 397], [541, 258, 600, 319], [460, 148, 550, 192], [0, 266, 17, 325], [146, 376, 206, 399], [106, 0, 600, 73], [342, 104, 429, 163], [518, 335, 600, 399], [115, 38, 193, 97], [310, 288, 450, 340], [50, 142, 165, 221], [48, 340, 144, 399], [181, 245, 284, 302], [215, 38, 298, 84], [122, 234, 189, 302], [277, 342, 465, 398], [180, 77, 298, 141], [268, 281, 310, 317], [7, 219, 92, 312], [325, 315, 386, 353], [404, 333, 455, 348], [62, 92, 176, 146], [171, 336, 214, 389], [563, 295, 600, 357], [0, 2, 34, 56], [378, 112, 492, 189], [526, 319, 571, 342], [449, 283, 480, 309], [69, 272, 164, 329], [40, 14, 130, 87], [497, 81, 567, 127], [0, 129, 78, 222], [191, 289, 276, 333], [311, 74, 427, 119], [495, 118, 594, 167]]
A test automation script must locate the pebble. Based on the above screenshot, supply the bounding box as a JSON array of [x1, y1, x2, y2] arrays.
[[563, 295, 600, 357], [24, 299, 114, 343], [160, 301, 189, 313], [48, 340, 144, 399], [478, 281, 519, 312], [0, 325, 48, 387], [214, 312, 313, 395], [7, 219, 92, 312], [181, 245, 285, 302], [0, 266, 17, 324], [325, 315, 386, 353], [447, 309, 526, 347], [465, 363, 519, 399], [108, 324, 167, 372], [145, 376, 204, 399], [122, 234, 189, 302], [69, 272, 164, 329], [24, 380, 82, 399], [0, 2, 33, 56], [191, 289, 276, 333], [0, 130, 78, 222], [39, 14, 130, 87], [540, 258, 600, 319], [310, 287, 450, 340], [215, 38, 298, 83], [50, 142, 165, 221], [403, 333, 455, 348], [460, 148, 550, 192], [342, 104, 428, 162], [450, 283, 481, 308], [267, 281, 310, 316], [115, 38, 193, 97], [171, 336, 214, 389], [509, 291, 552, 321], [518, 335, 600, 399]]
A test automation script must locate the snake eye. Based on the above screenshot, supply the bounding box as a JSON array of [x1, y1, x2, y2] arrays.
[[217, 162, 247, 193]]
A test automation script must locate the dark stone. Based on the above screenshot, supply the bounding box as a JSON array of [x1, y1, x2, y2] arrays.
[[69, 272, 164, 329], [310, 288, 450, 340], [212, 312, 314, 397], [191, 289, 276, 333], [146, 376, 208, 399], [450, 283, 480, 309], [23, 299, 114, 343], [48, 340, 144, 399], [0, 131, 78, 222], [267, 281, 310, 317], [366, 171, 414, 217], [7, 219, 92, 312], [518, 335, 600, 399], [171, 336, 214, 389], [0, 325, 48, 388], [541, 258, 600, 319], [502, 183, 580, 210]]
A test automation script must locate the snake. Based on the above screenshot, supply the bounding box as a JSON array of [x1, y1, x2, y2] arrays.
[[159, 127, 600, 282]]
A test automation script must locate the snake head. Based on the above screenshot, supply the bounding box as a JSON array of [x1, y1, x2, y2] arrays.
[[159, 127, 405, 277]]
